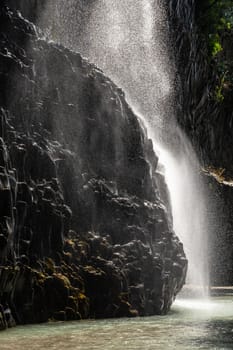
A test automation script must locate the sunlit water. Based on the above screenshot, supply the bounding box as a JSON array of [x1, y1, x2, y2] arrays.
[[1, 297, 232, 349]]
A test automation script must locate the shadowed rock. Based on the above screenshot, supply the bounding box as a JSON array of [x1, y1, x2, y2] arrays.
[[0, 4, 187, 326]]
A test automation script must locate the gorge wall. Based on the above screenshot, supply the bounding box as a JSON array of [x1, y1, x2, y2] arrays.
[[168, 0, 233, 285], [0, 3, 187, 329]]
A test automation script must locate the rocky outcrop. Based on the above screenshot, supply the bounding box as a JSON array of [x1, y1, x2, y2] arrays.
[[0, 3, 187, 326]]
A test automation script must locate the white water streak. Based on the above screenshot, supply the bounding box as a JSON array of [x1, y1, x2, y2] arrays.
[[39, 0, 210, 292]]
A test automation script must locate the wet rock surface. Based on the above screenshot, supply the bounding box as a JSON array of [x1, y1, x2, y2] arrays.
[[168, 0, 233, 174], [204, 171, 233, 286], [0, 4, 187, 326], [168, 0, 233, 285]]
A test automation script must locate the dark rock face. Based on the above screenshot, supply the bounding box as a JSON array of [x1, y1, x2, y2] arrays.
[[168, 0, 233, 285], [0, 4, 187, 326], [168, 0, 233, 171], [4, 0, 46, 23], [204, 171, 233, 286]]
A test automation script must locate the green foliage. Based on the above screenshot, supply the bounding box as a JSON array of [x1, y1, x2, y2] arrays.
[[215, 79, 225, 102], [196, 0, 233, 55], [209, 34, 223, 56], [196, 0, 233, 102]]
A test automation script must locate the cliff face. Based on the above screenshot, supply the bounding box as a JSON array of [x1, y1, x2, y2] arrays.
[[168, 0, 233, 171], [0, 4, 187, 328], [168, 0, 233, 285]]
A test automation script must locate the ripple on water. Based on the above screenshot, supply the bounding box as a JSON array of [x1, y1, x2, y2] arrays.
[[0, 297, 233, 350]]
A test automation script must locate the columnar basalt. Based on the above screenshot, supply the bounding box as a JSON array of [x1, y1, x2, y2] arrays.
[[0, 3, 187, 327]]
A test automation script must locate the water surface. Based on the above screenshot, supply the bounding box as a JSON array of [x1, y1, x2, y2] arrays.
[[1, 297, 233, 350]]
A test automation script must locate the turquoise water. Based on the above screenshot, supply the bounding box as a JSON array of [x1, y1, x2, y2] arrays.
[[0, 297, 233, 349]]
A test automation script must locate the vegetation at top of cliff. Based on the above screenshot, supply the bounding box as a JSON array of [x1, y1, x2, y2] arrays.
[[196, 0, 233, 102], [196, 0, 233, 55]]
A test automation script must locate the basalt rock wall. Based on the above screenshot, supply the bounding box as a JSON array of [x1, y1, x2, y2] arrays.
[[0, 4, 187, 328], [168, 0, 233, 285], [168, 0, 233, 170]]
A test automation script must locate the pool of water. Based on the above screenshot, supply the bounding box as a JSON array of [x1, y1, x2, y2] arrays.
[[0, 297, 233, 349]]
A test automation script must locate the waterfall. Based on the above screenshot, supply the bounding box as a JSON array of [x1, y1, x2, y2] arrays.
[[38, 0, 210, 293]]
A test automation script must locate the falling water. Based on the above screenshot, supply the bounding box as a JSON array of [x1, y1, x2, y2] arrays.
[[38, 0, 210, 292]]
